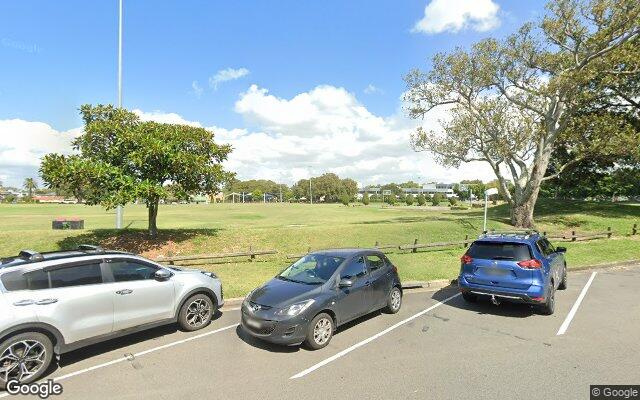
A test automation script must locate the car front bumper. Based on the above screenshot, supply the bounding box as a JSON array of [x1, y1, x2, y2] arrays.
[[458, 275, 547, 303], [240, 309, 310, 346]]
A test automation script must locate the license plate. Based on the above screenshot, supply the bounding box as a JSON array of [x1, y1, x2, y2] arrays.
[[484, 267, 509, 276], [245, 317, 262, 329]]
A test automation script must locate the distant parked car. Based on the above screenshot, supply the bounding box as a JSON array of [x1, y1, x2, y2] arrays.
[[241, 249, 402, 349], [0, 246, 223, 388], [458, 231, 567, 315]]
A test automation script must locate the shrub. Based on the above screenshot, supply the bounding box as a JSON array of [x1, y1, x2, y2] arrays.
[[450, 205, 469, 210], [340, 194, 351, 206], [416, 194, 426, 206], [386, 196, 396, 205], [448, 197, 457, 206], [432, 193, 445, 206], [362, 192, 370, 205], [405, 194, 414, 206]]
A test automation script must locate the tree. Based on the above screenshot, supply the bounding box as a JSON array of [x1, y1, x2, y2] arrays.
[[417, 194, 426, 206], [23, 178, 38, 198], [405, 0, 640, 227], [41, 105, 233, 236], [362, 192, 370, 205], [340, 193, 351, 206], [405, 194, 415, 206], [251, 189, 263, 202], [432, 193, 445, 206]]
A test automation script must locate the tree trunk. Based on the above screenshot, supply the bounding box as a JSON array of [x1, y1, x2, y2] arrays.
[[147, 199, 159, 237], [511, 198, 536, 228]]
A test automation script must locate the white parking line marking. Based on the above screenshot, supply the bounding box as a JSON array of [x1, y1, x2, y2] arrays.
[[0, 323, 239, 398], [557, 272, 597, 336], [290, 293, 461, 380]]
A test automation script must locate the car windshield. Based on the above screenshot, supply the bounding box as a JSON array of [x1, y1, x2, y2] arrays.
[[277, 254, 345, 285], [467, 242, 532, 261]]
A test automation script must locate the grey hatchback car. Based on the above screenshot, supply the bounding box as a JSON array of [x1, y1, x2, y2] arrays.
[[241, 249, 402, 349]]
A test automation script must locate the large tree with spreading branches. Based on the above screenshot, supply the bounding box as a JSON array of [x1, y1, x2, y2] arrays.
[[41, 105, 233, 236], [405, 0, 640, 227]]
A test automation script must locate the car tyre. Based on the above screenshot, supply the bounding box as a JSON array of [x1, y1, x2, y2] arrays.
[[462, 292, 478, 303], [178, 294, 215, 331], [558, 266, 567, 290], [384, 286, 402, 314], [0, 332, 54, 389], [304, 313, 334, 350], [539, 285, 556, 315]]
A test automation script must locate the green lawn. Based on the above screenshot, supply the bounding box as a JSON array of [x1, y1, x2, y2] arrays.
[[0, 200, 638, 298]]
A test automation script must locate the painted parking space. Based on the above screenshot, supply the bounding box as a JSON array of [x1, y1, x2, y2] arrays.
[[3, 265, 638, 400]]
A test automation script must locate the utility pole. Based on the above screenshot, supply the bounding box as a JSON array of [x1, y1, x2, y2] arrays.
[[115, 0, 124, 229]]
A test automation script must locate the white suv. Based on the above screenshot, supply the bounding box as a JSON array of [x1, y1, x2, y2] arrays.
[[0, 245, 224, 388]]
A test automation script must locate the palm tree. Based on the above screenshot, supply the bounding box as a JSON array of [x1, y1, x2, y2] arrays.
[[23, 178, 38, 198]]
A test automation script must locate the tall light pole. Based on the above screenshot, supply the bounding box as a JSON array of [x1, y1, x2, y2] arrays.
[[115, 0, 124, 229]]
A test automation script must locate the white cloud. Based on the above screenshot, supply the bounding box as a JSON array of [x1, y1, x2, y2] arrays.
[[133, 109, 202, 127], [413, 0, 500, 34], [0, 85, 497, 188], [364, 84, 383, 95], [0, 119, 81, 186], [208, 67, 250, 90], [191, 80, 203, 98]]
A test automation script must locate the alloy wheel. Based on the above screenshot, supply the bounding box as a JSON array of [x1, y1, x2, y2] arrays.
[[0, 340, 47, 383], [313, 317, 332, 345], [186, 299, 212, 328], [390, 288, 401, 311]]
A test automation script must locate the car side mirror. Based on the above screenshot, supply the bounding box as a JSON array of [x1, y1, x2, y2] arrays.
[[338, 278, 353, 288], [556, 247, 567, 253], [155, 269, 172, 281]]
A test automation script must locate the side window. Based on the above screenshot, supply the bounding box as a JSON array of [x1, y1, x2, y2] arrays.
[[49, 263, 103, 288], [366, 255, 385, 271], [1, 269, 49, 291], [543, 238, 555, 254], [340, 257, 367, 279], [537, 240, 553, 257], [108, 260, 158, 282]]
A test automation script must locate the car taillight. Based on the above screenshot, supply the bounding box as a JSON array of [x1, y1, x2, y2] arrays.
[[460, 255, 472, 264], [517, 259, 543, 269]]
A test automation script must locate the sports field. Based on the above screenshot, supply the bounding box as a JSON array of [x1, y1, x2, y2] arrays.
[[1, 200, 638, 297]]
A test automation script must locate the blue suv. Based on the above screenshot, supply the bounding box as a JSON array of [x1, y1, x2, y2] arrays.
[[457, 231, 567, 315]]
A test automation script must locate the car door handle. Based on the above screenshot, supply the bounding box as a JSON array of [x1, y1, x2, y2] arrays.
[[35, 298, 58, 305], [116, 289, 133, 295], [13, 300, 35, 306], [365, 281, 371, 287]]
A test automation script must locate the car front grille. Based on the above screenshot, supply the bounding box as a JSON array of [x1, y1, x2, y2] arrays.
[[242, 313, 277, 335]]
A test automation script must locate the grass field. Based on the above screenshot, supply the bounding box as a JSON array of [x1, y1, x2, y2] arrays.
[[1, 200, 638, 297]]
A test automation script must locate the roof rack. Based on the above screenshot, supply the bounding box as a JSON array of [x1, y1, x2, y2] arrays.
[[18, 250, 44, 262], [480, 229, 539, 239], [77, 244, 105, 254]]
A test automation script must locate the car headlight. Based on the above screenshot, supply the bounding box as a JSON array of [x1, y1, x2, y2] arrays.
[[276, 299, 315, 317], [201, 271, 218, 279]]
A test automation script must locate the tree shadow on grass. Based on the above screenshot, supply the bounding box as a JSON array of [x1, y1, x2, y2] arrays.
[[56, 228, 221, 255]]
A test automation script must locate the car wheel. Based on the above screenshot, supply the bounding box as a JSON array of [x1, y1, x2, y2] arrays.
[[304, 313, 334, 350], [539, 285, 556, 315], [384, 286, 403, 314], [0, 332, 53, 389], [462, 292, 478, 303], [178, 294, 215, 331], [558, 266, 568, 290]]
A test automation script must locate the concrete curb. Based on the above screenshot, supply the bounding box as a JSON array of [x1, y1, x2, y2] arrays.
[[220, 259, 640, 309]]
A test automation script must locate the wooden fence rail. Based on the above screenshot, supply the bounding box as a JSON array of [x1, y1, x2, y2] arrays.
[[155, 223, 636, 265], [154, 247, 277, 265]]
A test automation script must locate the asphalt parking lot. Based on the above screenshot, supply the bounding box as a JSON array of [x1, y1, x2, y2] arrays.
[[3, 264, 639, 400]]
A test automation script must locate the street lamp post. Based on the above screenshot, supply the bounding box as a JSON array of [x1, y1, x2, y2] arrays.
[[115, 0, 124, 229]]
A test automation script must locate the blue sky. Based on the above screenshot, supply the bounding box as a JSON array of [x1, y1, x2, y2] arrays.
[[0, 0, 545, 188]]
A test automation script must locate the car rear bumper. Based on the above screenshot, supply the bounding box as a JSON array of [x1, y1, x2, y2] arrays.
[[240, 311, 308, 346], [458, 275, 546, 303]]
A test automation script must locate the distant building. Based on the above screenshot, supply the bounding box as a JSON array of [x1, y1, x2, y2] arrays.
[[358, 183, 467, 198], [32, 195, 66, 204]]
